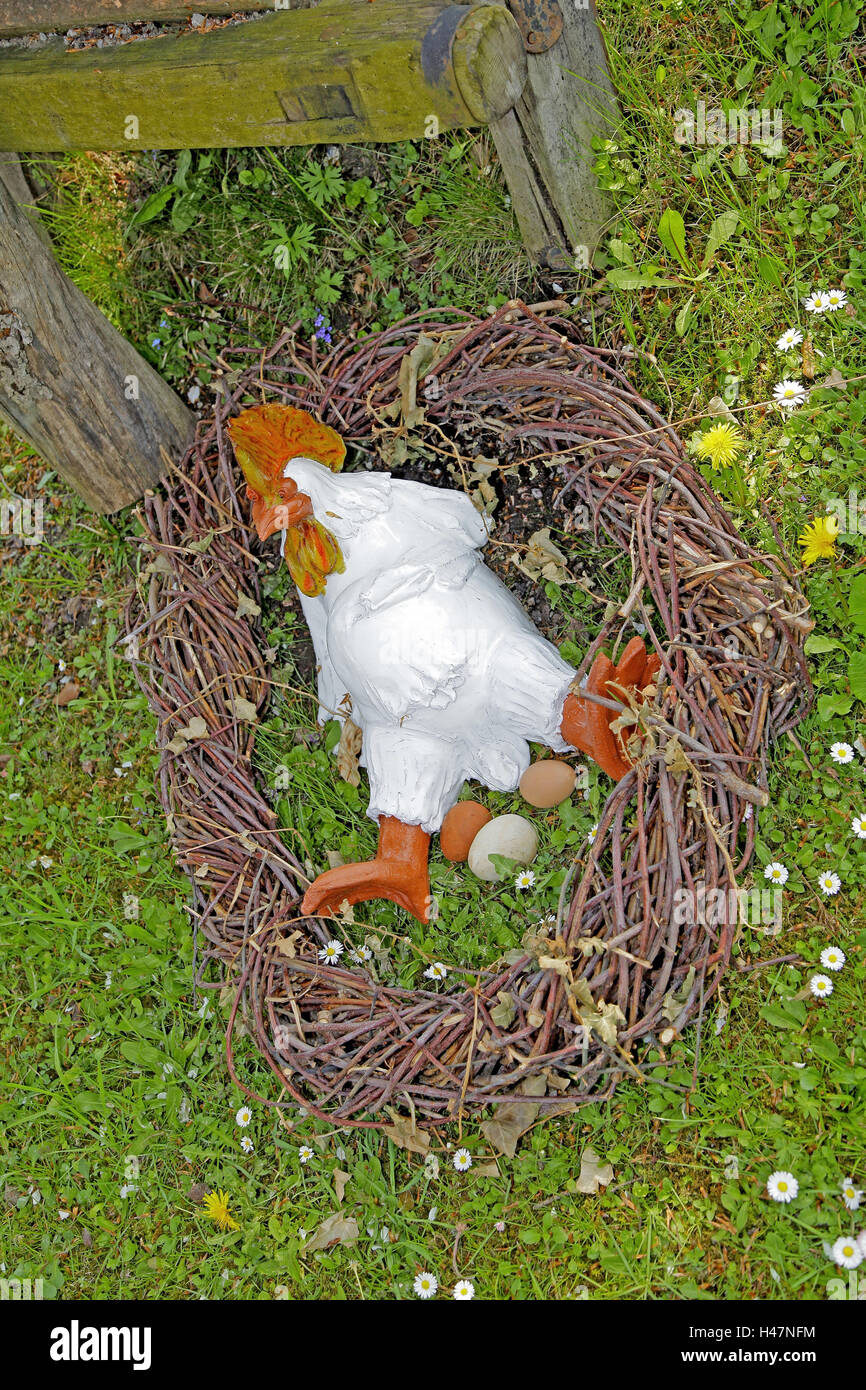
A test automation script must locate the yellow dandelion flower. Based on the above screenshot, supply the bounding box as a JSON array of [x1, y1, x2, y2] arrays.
[[202, 1189, 239, 1232], [695, 422, 745, 470], [798, 514, 839, 566]]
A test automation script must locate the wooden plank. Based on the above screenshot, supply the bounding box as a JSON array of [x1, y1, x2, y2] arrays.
[[0, 154, 193, 512], [491, 0, 618, 266], [0, 3, 254, 37], [0, 2, 526, 152]]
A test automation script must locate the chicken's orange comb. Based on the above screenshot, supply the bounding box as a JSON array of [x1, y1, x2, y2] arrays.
[[228, 404, 345, 490]]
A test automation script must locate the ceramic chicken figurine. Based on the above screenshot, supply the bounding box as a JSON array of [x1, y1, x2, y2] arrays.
[[229, 404, 659, 924]]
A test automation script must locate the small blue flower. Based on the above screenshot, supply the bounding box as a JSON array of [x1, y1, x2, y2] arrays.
[[151, 337, 161, 348]]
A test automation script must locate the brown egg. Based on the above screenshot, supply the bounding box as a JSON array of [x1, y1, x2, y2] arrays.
[[440, 801, 492, 862], [519, 759, 576, 808]]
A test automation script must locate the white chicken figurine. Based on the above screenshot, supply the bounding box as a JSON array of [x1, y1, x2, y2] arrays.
[[229, 405, 658, 923]]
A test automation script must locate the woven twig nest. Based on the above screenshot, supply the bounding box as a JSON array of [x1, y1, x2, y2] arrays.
[[126, 303, 813, 1127]]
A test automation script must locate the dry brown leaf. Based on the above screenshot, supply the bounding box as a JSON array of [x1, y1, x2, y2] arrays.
[[231, 697, 259, 724], [513, 527, 572, 586], [333, 1169, 351, 1204], [277, 929, 303, 959], [382, 1110, 430, 1156], [234, 593, 261, 620], [336, 717, 363, 787], [480, 1095, 540, 1159], [575, 1146, 614, 1194], [303, 1212, 359, 1253], [53, 682, 81, 707]]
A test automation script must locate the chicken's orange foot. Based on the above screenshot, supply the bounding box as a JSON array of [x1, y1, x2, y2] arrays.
[[561, 636, 661, 781], [302, 815, 432, 924]]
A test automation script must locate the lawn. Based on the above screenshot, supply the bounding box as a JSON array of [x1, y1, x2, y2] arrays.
[[1, 0, 864, 1302]]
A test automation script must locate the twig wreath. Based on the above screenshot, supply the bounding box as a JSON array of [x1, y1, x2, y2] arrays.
[[126, 303, 813, 1129]]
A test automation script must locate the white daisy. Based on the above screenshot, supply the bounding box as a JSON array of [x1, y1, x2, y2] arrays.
[[514, 869, 536, 890], [767, 1170, 798, 1203], [587, 823, 599, 845], [825, 288, 848, 311], [832, 1234, 862, 1270], [235, 1105, 252, 1128], [424, 962, 448, 982], [817, 871, 841, 897], [820, 946, 846, 972], [414, 1271, 438, 1299], [851, 814, 866, 839], [775, 328, 802, 352], [841, 1179, 862, 1212], [810, 973, 833, 999], [453, 1148, 472, 1172], [298, 1144, 314, 1165], [764, 862, 789, 885], [773, 378, 806, 410], [240, 1135, 254, 1154], [453, 1279, 475, 1300], [805, 290, 831, 314], [830, 742, 854, 764], [318, 939, 344, 964], [351, 943, 373, 962]]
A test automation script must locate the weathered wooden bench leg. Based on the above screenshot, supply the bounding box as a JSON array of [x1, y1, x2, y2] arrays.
[[490, 0, 619, 268], [0, 154, 193, 513]]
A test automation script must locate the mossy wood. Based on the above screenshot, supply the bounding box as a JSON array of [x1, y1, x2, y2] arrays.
[[0, 155, 193, 513], [0, 1, 251, 33], [0, 2, 526, 152]]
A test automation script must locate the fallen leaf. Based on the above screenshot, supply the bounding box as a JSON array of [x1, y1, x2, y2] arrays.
[[304, 1212, 359, 1253], [53, 682, 81, 707], [706, 394, 738, 422], [277, 929, 303, 959], [231, 697, 259, 724], [538, 954, 570, 976], [661, 964, 696, 1023], [514, 527, 572, 585], [480, 1097, 540, 1159], [575, 1146, 614, 1194], [234, 593, 261, 620], [333, 1169, 351, 1204], [382, 1109, 429, 1155], [489, 990, 516, 1028], [663, 734, 690, 776], [818, 367, 846, 391], [336, 717, 363, 787]]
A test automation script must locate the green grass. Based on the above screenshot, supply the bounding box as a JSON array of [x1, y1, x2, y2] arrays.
[[2, 0, 866, 1301]]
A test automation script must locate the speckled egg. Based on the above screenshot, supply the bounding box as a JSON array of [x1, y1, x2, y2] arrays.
[[467, 814, 538, 882], [440, 801, 492, 862], [519, 759, 576, 808]]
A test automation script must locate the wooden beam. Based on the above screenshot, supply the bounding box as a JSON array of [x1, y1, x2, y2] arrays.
[[0, 155, 193, 513], [0, 2, 527, 152], [0, 3, 252, 37], [490, 0, 618, 267]]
